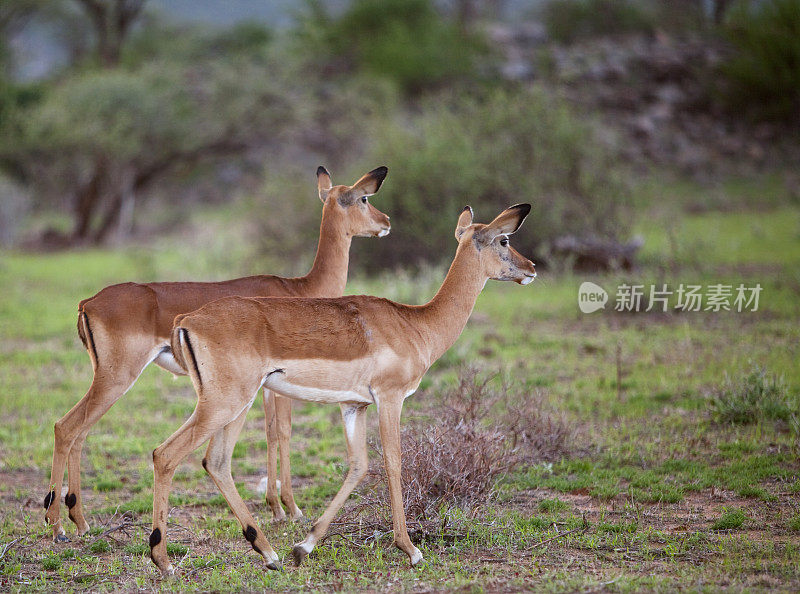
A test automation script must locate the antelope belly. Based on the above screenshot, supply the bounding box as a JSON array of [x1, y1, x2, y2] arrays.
[[262, 372, 372, 405]]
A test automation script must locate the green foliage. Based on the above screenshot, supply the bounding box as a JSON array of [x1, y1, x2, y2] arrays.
[[711, 507, 747, 530], [718, 0, 800, 122], [357, 88, 629, 270], [40, 553, 61, 571], [712, 364, 796, 425], [541, 0, 654, 43], [297, 0, 488, 94], [538, 498, 569, 513], [88, 539, 111, 554], [123, 21, 272, 66]]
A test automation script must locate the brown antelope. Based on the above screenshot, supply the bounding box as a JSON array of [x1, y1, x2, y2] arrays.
[[44, 166, 391, 542], [148, 204, 535, 574]]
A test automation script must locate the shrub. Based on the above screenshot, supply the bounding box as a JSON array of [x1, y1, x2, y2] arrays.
[[296, 0, 489, 94], [355, 369, 573, 525], [712, 364, 796, 424], [356, 88, 630, 271], [717, 0, 800, 122], [541, 0, 654, 43]]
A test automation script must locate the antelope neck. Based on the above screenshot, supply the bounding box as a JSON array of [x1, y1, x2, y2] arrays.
[[299, 209, 352, 297], [413, 243, 487, 365]]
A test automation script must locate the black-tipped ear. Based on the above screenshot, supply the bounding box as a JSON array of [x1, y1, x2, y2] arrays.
[[317, 166, 332, 202], [352, 165, 388, 197], [455, 205, 474, 240], [485, 203, 531, 238]]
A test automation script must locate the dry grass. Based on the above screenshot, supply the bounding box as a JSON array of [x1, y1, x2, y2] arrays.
[[339, 370, 574, 532]]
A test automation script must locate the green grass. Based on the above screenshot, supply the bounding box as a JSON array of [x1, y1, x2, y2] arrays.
[[0, 188, 799, 591], [711, 508, 747, 531]]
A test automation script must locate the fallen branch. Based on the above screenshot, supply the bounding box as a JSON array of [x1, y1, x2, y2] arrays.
[[88, 510, 145, 545], [0, 538, 21, 562]]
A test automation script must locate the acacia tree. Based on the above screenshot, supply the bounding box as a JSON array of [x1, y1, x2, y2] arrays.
[[0, 0, 298, 245], [11, 58, 293, 244], [74, 0, 145, 67]]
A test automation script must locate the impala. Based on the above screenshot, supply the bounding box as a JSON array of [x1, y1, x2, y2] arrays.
[[44, 166, 390, 541], [148, 204, 536, 574]]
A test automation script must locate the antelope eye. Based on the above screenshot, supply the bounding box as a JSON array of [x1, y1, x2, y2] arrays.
[[499, 238, 508, 247], [361, 196, 368, 204]]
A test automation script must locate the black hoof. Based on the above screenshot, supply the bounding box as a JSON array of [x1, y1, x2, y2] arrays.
[[266, 560, 282, 571], [54, 533, 70, 543], [291, 545, 308, 566]]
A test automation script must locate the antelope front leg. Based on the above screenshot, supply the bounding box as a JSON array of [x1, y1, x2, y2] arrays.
[[378, 399, 423, 566], [292, 403, 368, 565], [204, 406, 280, 569]]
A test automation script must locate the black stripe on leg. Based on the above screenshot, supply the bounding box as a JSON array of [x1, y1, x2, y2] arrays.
[[180, 328, 202, 387], [65, 493, 77, 509], [149, 528, 162, 548], [43, 490, 56, 510], [82, 312, 99, 366], [243, 525, 262, 554]]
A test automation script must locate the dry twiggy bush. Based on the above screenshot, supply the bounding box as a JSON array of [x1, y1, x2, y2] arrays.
[[340, 369, 574, 532]]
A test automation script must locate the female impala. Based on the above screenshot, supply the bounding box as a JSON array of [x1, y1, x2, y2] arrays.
[[148, 204, 536, 574], [44, 166, 390, 541]]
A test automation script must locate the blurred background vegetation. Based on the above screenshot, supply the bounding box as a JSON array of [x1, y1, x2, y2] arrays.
[[0, 0, 798, 273]]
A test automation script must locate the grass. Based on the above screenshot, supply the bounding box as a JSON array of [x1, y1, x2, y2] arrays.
[[0, 177, 799, 591], [711, 508, 748, 531]]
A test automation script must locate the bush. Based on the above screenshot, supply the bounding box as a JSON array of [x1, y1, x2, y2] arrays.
[[355, 370, 573, 525], [717, 0, 800, 122], [296, 0, 489, 94], [712, 364, 796, 424], [541, 0, 655, 43], [355, 88, 630, 271]]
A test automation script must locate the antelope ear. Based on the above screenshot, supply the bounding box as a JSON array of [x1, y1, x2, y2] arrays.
[[455, 206, 474, 240], [484, 203, 531, 239], [317, 166, 332, 203], [351, 166, 388, 197]]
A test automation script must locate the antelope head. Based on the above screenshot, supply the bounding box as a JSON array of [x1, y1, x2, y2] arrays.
[[317, 166, 391, 238], [455, 204, 536, 285]]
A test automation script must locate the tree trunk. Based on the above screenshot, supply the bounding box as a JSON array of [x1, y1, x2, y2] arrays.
[[92, 165, 134, 243], [713, 0, 733, 24], [74, 0, 145, 67], [71, 158, 106, 242]]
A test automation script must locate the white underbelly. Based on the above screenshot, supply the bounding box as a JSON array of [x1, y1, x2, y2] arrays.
[[152, 348, 187, 376], [262, 372, 372, 405]]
